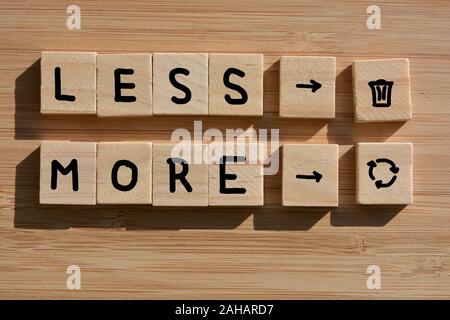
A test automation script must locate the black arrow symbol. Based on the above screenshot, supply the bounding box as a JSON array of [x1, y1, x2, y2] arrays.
[[296, 171, 323, 183], [367, 158, 400, 189], [296, 79, 322, 93]]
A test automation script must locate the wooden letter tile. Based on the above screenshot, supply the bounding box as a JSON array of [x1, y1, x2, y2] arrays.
[[97, 54, 152, 117], [209, 54, 263, 116], [282, 144, 338, 206], [153, 53, 208, 115], [356, 142, 413, 205], [41, 52, 97, 114], [97, 142, 152, 204], [353, 58, 411, 122], [280, 56, 336, 118], [208, 143, 264, 206], [152, 143, 208, 206], [40, 141, 97, 205]]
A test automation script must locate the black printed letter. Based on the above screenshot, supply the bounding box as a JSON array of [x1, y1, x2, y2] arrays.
[[51, 159, 78, 191], [219, 156, 246, 194], [169, 68, 192, 104], [223, 68, 248, 105], [114, 68, 136, 102], [54, 67, 76, 101], [166, 157, 193, 193], [111, 160, 138, 192]]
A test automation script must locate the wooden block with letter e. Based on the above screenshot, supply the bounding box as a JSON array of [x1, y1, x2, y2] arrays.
[[209, 54, 263, 116], [279, 56, 336, 118], [152, 143, 208, 206], [39, 141, 97, 205], [41, 52, 97, 114], [353, 58, 411, 122], [208, 143, 264, 206], [356, 142, 413, 205], [153, 53, 208, 115], [97, 54, 152, 117], [96, 142, 152, 204], [282, 144, 338, 206]]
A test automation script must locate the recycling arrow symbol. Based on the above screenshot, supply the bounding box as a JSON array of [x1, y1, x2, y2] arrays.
[[367, 158, 399, 189]]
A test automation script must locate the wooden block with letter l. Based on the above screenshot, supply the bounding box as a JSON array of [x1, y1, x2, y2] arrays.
[[41, 52, 97, 114], [208, 54, 263, 116], [208, 143, 264, 206], [152, 143, 208, 206], [353, 58, 411, 122], [356, 142, 413, 205], [39, 141, 97, 205], [153, 53, 208, 115], [97, 54, 152, 117], [282, 144, 338, 207], [279, 56, 336, 118], [96, 142, 152, 204]]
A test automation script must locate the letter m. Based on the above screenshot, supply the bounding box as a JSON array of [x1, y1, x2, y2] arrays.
[[51, 159, 79, 191]]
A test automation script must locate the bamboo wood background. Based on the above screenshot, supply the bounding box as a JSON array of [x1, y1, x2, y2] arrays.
[[1, 0, 450, 299]]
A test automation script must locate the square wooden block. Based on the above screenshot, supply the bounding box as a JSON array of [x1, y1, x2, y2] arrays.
[[39, 141, 96, 205], [153, 53, 208, 115], [279, 56, 336, 118], [356, 142, 413, 205], [152, 143, 208, 206], [41, 52, 97, 114], [97, 142, 152, 204], [282, 144, 338, 206], [208, 143, 264, 206], [97, 54, 152, 117], [353, 58, 411, 122], [209, 54, 263, 116]]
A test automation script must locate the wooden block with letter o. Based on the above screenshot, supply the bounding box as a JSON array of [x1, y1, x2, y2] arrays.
[[353, 58, 411, 122], [96, 142, 153, 204], [282, 144, 338, 206], [209, 54, 263, 116], [97, 54, 152, 117], [356, 142, 413, 205], [152, 143, 208, 206], [208, 143, 264, 206], [280, 56, 336, 118], [39, 141, 97, 205], [153, 53, 208, 115], [41, 52, 97, 114]]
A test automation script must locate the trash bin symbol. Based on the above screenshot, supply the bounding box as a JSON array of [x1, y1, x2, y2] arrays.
[[368, 79, 394, 107]]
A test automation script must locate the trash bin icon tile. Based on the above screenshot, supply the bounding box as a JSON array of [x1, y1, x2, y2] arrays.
[[368, 79, 394, 107]]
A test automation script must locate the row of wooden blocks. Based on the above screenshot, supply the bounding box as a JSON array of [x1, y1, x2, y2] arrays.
[[41, 52, 412, 122], [40, 141, 413, 206]]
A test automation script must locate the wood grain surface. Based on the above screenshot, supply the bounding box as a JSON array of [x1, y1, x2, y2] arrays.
[[1, 0, 450, 299]]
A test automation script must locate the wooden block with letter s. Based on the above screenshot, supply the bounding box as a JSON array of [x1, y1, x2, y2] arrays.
[[153, 53, 208, 115], [208, 54, 263, 116]]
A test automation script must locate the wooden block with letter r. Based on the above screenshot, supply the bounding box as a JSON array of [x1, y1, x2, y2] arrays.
[[41, 52, 97, 114], [152, 143, 208, 206], [97, 54, 152, 117], [96, 142, 153, 204], [39, 141, 97, 205], [209, 54, 263, 116]]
